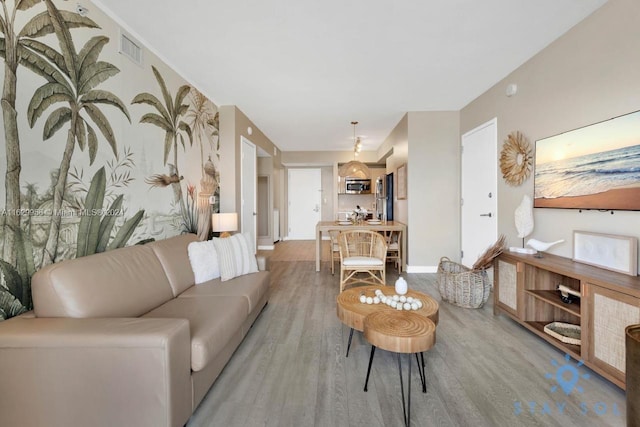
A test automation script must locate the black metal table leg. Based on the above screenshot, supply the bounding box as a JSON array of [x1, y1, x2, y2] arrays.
[[346, 328, 354, 357], [408, 354, 412, 426], [397, 353, 412, 427], [364, 345, 376, 391], [415, 353, 426, 393]]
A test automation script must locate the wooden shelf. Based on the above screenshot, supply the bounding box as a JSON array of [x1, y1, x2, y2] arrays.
[[525, 290, 581, 317], [499, 251, 640, 299], [495, 252, 640, 389], [524, 321, 581, 359]]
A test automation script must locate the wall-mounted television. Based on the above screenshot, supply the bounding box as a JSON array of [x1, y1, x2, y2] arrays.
[[534, 110, 640, 211]]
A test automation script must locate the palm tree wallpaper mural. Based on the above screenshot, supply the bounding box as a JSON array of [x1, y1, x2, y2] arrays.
[[0, 0, 98, 270], [132, 66, 193, 231], [0, 0, 221, 320]]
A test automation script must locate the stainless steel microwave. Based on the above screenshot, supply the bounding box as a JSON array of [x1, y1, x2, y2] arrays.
[[344, 178, 371, 194]]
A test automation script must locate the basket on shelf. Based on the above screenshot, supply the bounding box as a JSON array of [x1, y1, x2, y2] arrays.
[[544, 322, 581, 346], [437, 257, 491, 308]]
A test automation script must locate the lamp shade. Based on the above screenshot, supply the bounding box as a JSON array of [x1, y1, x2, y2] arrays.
[[211, 213, 238, 234], [338, 161, 370, 178]]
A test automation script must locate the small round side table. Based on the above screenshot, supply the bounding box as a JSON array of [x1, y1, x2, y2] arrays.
[[363, 310, 436, 427], [336, 285, 439, 357]]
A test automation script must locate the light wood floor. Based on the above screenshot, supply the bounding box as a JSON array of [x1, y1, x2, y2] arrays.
[[188, 241, 626, 427]]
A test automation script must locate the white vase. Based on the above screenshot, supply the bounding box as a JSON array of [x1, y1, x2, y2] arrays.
[[395, 277, 408, 295]]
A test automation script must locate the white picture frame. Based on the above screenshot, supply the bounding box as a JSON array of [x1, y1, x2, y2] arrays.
[[573, 230, 637, 276]]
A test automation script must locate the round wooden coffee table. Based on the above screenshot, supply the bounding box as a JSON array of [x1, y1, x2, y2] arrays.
[[336, 285, 438, 357], [363, 311, 436, 427]]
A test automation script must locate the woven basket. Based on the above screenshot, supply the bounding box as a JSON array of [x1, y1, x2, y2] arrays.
[[437, 257, 490, 308]]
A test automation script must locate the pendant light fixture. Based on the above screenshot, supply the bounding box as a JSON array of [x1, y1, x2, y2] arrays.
[[338, 121, 371, 178]]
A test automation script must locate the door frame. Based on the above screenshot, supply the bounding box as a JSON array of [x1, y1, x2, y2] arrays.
[[241, 136, 257, 253], [460, 117, 498, 265], [257, 174, 274, 250]]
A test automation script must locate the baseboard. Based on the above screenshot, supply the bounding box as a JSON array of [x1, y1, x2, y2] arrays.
[[405, 265, 438, 273], [283, 237, 329, 241], [258, 245, 275, 250]]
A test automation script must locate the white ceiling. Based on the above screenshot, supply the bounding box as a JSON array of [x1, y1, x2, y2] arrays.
[[92, 0, 607, 152]]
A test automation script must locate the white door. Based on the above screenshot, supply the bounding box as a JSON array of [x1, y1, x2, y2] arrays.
[[287, 168, 321, 240], [461, 118, 498, 267], [241, 136, 257, 253]]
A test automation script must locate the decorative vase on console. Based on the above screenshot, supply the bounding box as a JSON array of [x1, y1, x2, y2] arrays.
[[395, 276, 408, 295]]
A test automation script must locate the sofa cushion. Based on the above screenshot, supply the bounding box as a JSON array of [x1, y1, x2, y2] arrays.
[[187, 240, 220, 284], [143, 296, 249, 372], [32, 245, 174, 318], [178, 271, 269, 314], [148, 234, 199, 296], [212, 233, 258, 281]]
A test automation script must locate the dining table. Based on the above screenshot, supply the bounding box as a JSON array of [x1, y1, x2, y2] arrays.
[[315, 220, 407, 272]]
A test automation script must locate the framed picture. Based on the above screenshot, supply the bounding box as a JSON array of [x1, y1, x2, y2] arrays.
[[534, 109, 640, 211], [573, 231, 638, 276], [397, 163, 407, 200]]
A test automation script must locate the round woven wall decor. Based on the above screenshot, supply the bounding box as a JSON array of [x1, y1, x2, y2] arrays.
[[500, 131, 532, 186]]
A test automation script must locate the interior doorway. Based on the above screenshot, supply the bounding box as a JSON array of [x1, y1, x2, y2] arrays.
[[241, 136, 257, 253], [461, 118, 498, 267], [257, 175, 270, 238], [287, 168, 321, 240]]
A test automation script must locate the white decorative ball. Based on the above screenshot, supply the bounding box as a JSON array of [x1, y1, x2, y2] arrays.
[[406, 297, 414, 303], [373, 297, 380, 304], [360, 295, 367, 303], [391, 301, 397, 308], [393, 295, 400, 301], [375, 289, 382, 296], [415, 299, 422, 308], [399, 296, 407, 303], [411, 302, 418, 310], [396, 303, 403, 310], [366, 297, 373, 304], [403, 302, 411, 310]]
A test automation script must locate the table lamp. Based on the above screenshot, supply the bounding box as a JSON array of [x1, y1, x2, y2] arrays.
[[211, 213, 237, 238]]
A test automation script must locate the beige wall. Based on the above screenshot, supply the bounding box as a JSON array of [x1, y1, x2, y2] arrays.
[[460, 0, 640, 262], [407, 111, 460, 269], [219, 105, 282, 243], [383, 115, 409, 225], [383, 112, 460, 270]]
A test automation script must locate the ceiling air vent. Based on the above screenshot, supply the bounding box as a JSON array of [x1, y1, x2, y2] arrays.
[[119, 30, 143, 66]]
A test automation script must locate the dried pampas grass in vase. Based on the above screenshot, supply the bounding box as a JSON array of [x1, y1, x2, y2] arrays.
[[472, 235, 507, 271]]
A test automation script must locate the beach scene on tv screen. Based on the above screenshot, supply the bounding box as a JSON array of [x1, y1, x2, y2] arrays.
[[534, 110, 640, 210]]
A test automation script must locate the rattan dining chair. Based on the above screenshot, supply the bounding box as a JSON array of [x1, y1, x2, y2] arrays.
[[338, 230, 388, 292], [329, 230, 341, 275], [384, 230, 402, 273]]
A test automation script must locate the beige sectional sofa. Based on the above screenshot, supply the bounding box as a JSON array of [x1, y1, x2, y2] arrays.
[[0, 233, 269, 427]]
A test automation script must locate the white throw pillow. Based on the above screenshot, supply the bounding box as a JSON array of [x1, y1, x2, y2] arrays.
[[212, 233, 258, 281], [187, 240, 220, 284]]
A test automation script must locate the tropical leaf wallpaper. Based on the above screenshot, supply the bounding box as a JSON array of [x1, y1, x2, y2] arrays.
[[0, 0, 220, 321]]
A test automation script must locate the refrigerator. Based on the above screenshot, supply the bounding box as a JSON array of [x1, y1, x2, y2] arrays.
[[374, 173, 394, 221]]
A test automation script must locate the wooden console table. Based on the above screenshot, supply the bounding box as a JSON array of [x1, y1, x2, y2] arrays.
[[494, 251, 640, 389]]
